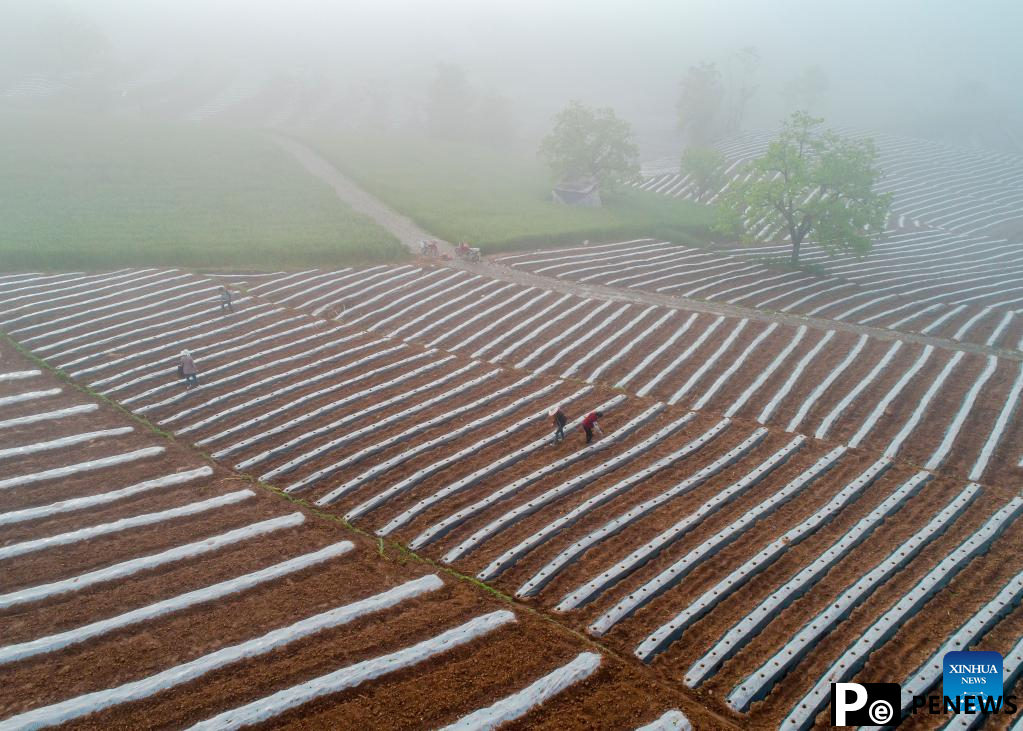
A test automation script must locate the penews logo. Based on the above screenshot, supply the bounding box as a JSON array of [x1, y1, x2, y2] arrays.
[[943, 650, 1004, 710], [830, 682, 900, 726], [830, 651, 1018, 727]]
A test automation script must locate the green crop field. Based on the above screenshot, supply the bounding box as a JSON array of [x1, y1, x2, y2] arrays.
[[299, 131, 716, 252], [0, 113, 405, 271]]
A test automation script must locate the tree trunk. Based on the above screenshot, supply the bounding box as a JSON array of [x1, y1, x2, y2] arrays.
[[790, 238, 801, 266]]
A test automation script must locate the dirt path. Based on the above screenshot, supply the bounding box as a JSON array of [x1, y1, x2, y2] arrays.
[[271, 134, 455, 256], [274, 135, 1020, 362]]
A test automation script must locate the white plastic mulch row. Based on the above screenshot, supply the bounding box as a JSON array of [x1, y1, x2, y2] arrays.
[[52, 295, 261, 370], [399, 390, 613, 547], [174, 340, 392, 434], [0, 404, 98, 430], [0, 270, 137, 310], [587, 446, 846, 635], [636, 457, 892, 662], [2, 270, 179, 329], [0, 447, 165, 492], [0, 489, 254, 561], [263, 364, 495, 483], [157, 332, 373, 425], [0, 427, 133, 462], [249, 358, 478, 479], [0, 467, 213, 527], [226, 352, 450, 465], [438, 652, 601, 731], [632, 710, 693, 731], [356, 271, 473, 332], [0, 512, 305, 610], [976, 362, 1023, 479], [0, 541, 355, 665], [18, 279, 214, 344], [0, 574, 446, 731], [0, 270, 163, 318], [690, 322, 778, 410], [0, 388, 61, 408], [521, 423, 764, 599], [501, 418, 737, 593], [886, 564, 1023, 723], [282, 370, 517, 492], [724, 326, 806, 418], [925, 355, 998, 470], [786, 334, 867, 433], [87, 309, 297, 391], [0, 370, 40, 382], [813, 339, 900, 439], [847, 344, 934, 448], [555, 434, 803, 612], [587, 309, 675, 384], [666, 319, 749, 406], [687, 470, 930, 688], [882, 350, 961, 458], [196, 345, 415, 450], [780, 495, 1023, 730], [129, 324, 339, 411], [406, 282, 519, 344], [405, 395, 637, 552], [531, 302, 631, 375], [757, 330, 834, 423], [556, 303, 646, 377], [625, 313, 701, 393], [474, 407, 692, 579], [185, 609, 513, 731], [429, 285, 538, 350], [732, 480, 977, 715], [466, 292, 566, 359], [728, 479, 981, 711], [447, 404, 671, 567], [63, 301, 272, 377], [485, 297, 588, 363], [445, 289, 549, 353], [389, 279, 501, 340], [337, 380, 563, 515]]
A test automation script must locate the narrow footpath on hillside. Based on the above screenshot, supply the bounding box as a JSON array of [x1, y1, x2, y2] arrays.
[[273, 134, 1020, 362]]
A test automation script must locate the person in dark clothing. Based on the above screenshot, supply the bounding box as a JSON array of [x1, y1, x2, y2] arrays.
[[581, 410, 603, 444], [219, 286, 234, 314], [549, 405, 567, 444]]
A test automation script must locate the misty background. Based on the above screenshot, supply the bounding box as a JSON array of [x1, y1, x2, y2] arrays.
[[2, 0, 1021, 158]]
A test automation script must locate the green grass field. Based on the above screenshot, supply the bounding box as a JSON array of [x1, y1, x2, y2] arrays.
[[299, 131, 716, 252], [0, 113, 405, 270]]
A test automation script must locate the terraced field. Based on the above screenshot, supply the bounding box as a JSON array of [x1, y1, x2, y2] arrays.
[[0, 337, 703, 730], [4, 263, 1023, 729], [626, 133, 1023, 352]]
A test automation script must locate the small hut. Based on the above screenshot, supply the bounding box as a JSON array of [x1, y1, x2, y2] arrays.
[[552, 177, 601, 207]]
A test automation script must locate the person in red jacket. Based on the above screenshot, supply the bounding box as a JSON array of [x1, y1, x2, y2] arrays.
[[581, 410, 603, 444]]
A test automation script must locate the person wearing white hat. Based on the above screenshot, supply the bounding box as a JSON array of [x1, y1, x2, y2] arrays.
[[550, 405, 567, 445], [179, 349, 198, 389]]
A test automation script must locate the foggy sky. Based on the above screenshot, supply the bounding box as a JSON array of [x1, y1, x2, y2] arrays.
[[4, 0, 1021, 145]]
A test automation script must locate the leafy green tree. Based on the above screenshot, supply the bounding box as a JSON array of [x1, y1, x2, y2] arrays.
[[680, 146, 726, 201], [677, 62, 723, 145], [539, 100, 639, 193], [717, 112, 892, 266]]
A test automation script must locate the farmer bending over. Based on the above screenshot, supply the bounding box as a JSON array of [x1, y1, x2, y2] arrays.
[[581, 410, 603, 444]]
